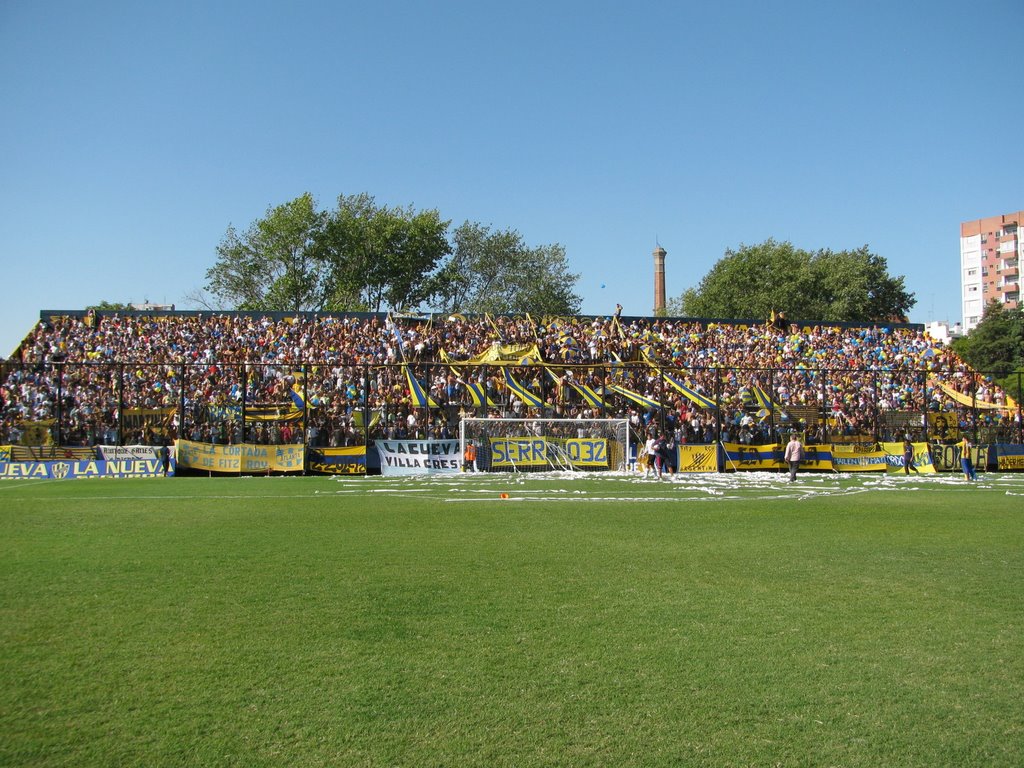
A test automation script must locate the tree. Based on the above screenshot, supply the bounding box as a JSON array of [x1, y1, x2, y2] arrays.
[[951, 301, 1024, 400], [202, 193, 580, 317], [666, 239, 915, 322], [203, 193, 451, 314], [433, 222, 581, 316], [317, 193, 451, 313], [205, 193, 324, 312], [86, 301, 132, 311]]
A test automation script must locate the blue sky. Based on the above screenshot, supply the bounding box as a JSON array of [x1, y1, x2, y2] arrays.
[[1, 0, 1021, 357]]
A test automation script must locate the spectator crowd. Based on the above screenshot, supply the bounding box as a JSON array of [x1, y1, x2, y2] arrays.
[[1, 310, 1019, 448]]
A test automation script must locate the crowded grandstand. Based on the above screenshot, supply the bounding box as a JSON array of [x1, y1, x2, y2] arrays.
[[0, 309, 1020, 474]]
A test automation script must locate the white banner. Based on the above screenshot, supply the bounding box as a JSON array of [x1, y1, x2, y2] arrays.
[[97, 445, 163, 461], [375, 439, 462, 476]]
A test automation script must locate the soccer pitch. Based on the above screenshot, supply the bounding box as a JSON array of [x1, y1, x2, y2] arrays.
[[2, 472, 1022, 767]]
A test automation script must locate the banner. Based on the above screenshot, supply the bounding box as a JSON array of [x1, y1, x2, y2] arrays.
[[174, 440, 305, 473], [19, 420, 54, 446], [561, 438, 609, 467], [720, 443, 833, 472], [0, 446, 10, 462], [929, 378, 1017, 410], [928, 412, 959, 440], [375, 439, 461, 475], [880, 442, 936, 474], [720, 442, 782, 471], [442, 342, 542, 366], [208, 405, 303, 423], [676, 444, 718, 473], [97, 445, 162, 461], [488, 437, 610, 469], [995, 444, 1024, 471], [930, 442, 989, 473], [308, 446, 366, 475], [831, 450, 888, 472], [0, 459, 169, 480], [799, 445, 834, 472]]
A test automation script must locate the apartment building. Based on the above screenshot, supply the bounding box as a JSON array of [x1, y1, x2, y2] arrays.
[[960, 210, 1022, 331]]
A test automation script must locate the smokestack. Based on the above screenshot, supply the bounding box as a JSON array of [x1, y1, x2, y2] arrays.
[[653, 245, 667, 313]]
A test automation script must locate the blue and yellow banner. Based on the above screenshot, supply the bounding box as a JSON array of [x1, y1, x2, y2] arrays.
[[175, 440, 305, 473], [720, 442, 783, 470], [489, 437, 609, 468], [0, 446, 11, 462], [880, 442, 936, 474], [720, 443, 834, 471], [0, 458, 169, 480], [209, 404, 303, 423], [831, 450, 888, 472], [308, 446, 366, 475], [996, 444, 1024, 471]]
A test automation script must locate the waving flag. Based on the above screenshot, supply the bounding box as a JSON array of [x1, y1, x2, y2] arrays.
[[405, 366, 438, 408], [502, 368, 545, 408], [386, 313, 407, 361], [451, 367, 498, 408], [662, 371, 717, 410], [546, 368, 604, 409], [749, 385, 783, 411], [606, 383, 661, 411]]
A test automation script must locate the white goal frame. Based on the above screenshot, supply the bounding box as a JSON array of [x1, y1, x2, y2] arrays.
[[459, 417, 631, 473]]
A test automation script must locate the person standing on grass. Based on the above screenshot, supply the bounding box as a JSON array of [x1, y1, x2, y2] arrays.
[[636, 435, 650, 477], [784, 432, 803, 482], [650, 432, 666, 479], [959, 435, 977, 481], [642, 432, 657, 479], [463, 440, 478, 472], [903, 437, 920, 475]]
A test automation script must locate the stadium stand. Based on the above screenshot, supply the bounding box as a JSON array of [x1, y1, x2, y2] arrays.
[[1, 310, 1021, 451]]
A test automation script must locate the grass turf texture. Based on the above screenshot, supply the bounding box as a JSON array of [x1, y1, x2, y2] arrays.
[[1, 473, 1022, 767]]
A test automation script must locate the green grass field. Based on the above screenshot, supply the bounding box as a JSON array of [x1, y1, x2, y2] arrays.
[[2, 471, 1022, 767]]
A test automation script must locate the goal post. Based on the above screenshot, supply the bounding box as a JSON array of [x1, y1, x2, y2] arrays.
[[459, 417, 631, 473]]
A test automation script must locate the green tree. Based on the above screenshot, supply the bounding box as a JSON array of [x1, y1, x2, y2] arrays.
[[205, 193, 324, 312], [318, 193, 451, 312], [433, 222, 581, 316], [951, 301, 1024, 400], [667, 239, 915, 322], [86, 301, 132, 311]]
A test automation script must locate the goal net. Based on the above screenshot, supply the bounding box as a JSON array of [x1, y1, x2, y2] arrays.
[[459, 417, 630, 473]]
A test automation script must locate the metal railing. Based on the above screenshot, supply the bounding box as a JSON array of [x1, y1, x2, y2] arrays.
[[2, 360, 1020, 450]]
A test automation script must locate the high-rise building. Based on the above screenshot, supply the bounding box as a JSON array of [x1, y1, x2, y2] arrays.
[[960, 211, 1022, 331]]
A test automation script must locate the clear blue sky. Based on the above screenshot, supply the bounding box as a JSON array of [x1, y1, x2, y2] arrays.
[[2, 0, 1021, 357]]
